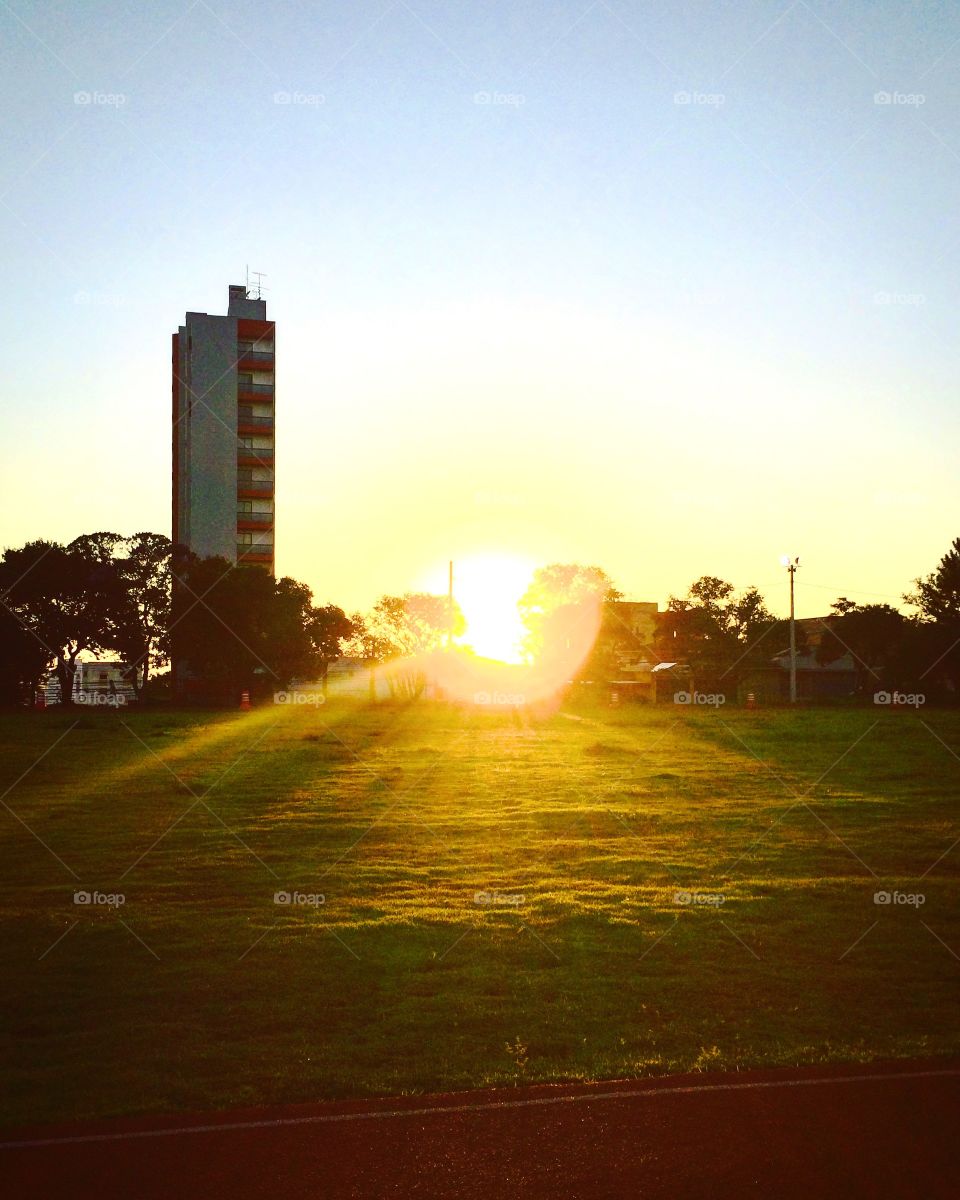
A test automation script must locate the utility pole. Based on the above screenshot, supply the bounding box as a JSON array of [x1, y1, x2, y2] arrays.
[[447, 560, 454, 649], [783, 556, 800, 703]]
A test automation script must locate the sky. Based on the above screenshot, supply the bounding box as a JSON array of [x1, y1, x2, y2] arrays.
[[2, 0, 959, 622]]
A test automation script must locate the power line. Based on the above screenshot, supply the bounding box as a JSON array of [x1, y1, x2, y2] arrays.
[[756, 579, 908, 602], [801, 581, 908, 601]]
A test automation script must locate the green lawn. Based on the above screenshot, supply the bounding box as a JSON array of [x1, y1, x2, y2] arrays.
[[1, 697, 958, 1128]]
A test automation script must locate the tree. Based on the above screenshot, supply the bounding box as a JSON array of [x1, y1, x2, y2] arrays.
[[0, 532, 354, 707], [173, 558, 320, 700], [0, 539, 119, 705], [366, 593, 464, 657], [519, 565, 620, 673], [345, 611, 395, 664], [0, 603, 51, 705], [306, 604, 354, 693], [112, 533, 174, 697], [903, 537, 960, 694], [519, 565, 621, 618], [655, 576, 785, 691], [352, 593, 464, 699], [344, 611, 396, 703], [906, 538, 960, 624], [69, 531, 174, 698], [817, 600, 907, 694]]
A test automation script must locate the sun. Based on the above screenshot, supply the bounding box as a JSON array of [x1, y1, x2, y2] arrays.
[[453, 555, 534, 664]]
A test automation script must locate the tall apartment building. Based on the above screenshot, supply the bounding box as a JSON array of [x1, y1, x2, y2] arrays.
[[172, 284, 275, 573]]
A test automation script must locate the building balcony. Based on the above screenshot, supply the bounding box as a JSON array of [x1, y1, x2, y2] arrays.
[[237, 483, 274, 499], [238, 414, 274, 436], [238, 351, 275, 371], [237, 381, 274, 398], [237, 446, 274, 467], [237, 512, 274, 529], [237, 545, 274, 563]]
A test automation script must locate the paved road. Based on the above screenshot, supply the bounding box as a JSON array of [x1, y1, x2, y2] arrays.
[[3, 1060, 959, 1198]]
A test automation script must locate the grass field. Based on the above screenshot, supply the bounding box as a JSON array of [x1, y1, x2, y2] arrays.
[[1, 697, 958, 1128]]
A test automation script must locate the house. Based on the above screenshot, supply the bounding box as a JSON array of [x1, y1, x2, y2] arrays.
[[646, 611, 860, 704], [597, 601, 659, 694], [650, 661, 695, 703], [608, 601, 658, 650], [770, 648, 857, 700], [45, 661, 137, 706], [740, 617, 859, 703]]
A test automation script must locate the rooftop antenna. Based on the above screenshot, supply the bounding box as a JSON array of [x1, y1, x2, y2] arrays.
[[245, 265, 268, 300]]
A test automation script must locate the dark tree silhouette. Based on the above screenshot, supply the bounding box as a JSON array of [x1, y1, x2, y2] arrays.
[[307, 604, 355, 694], [655, 576, 786, 692], [0, 603, 51, 705], [904, 537, 960, 694], [0, 539, 122, 704], [817, 601, 906, 694], [172, 557, 321, 701]]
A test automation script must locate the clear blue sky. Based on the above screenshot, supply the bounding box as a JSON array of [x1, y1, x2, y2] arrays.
[[2, 0, 958, 617]]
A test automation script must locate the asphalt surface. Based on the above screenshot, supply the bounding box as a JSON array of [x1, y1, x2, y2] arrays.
[[3, 1059, 959, 1199]]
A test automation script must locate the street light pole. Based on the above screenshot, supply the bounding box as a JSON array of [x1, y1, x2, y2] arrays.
[[783, 556, 800, 703], [448, 560, 454, 649], [434, 560, 455, 702]]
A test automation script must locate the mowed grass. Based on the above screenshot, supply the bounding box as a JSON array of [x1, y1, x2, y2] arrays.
[[1, 697, 958, 1127]]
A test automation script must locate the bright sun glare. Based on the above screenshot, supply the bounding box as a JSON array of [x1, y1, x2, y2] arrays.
[[453, 555, 534, 664]]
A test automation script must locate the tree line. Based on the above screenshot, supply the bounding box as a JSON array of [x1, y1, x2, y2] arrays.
[[503, 547, 960, 700], [579, 541, 960, 700], [0, 533, 465, 706], [2, 532, 959, 705]]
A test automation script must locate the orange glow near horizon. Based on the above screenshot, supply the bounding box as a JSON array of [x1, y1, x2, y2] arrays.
[[412, 553, 607, 705]]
